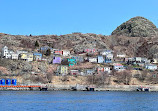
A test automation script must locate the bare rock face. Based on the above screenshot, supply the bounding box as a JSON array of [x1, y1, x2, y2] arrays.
[[112, 16, 158, 37]]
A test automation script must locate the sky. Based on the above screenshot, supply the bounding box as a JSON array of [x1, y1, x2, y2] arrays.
[[0, 0, 158, 35]]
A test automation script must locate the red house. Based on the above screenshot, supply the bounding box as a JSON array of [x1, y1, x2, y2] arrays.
[[54, 50, 63, 55]]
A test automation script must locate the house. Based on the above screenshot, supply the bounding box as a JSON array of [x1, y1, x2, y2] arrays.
[[126, 58, 135, 64], [88, 57, 97, 63], [97, 56, 104, 63], [62, 50, 70, 56], [33, 53, 42, 61], [135, 57, 142, 63], [54, 50, 63, 55], [70, 70, 79, 75], [5, 53, 12, 59], [100, 49, 113, 56], [152, 58, 158, 64], [105, 53, 113, 63], [85, 69, 95, 75], [106, 53, 113, 59], [105, 57, 112, 63], [97, 67, 111, 74], [26, 53, 34, 62], [20, 53, 27, 60], [97, 67, 104, 74], [11, 53, 19, 60], [117, 53, 126, 58], [40, 46, 50, 51], [40, 46, 52, 54], [57, 65, 68, 75], [84, 48, 96, 54], [68, 58, 77, 66], [50, 48, 57, 54], [113, 63, 125, 71], [153, 54, 158, 63], [104, 67, 111, 73], [1, 46, 12, 58], [71, 56, 84, 63], [20, 53, 33, 62], [17, 50, 28, 55], [141, 58, 150, 63], [53, 56, 61, 64], [145, 64, 157, 70], [1, 46, 9, 57]]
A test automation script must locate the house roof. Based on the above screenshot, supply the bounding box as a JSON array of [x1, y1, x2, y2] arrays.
[[113, 63, 123, 66], [146, 64, 157, 66], [33, 53, 42, 56]]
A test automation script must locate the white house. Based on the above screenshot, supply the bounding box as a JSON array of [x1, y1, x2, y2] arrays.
[[100, 50, 113, 56], [11, 53, 19, 60], [88, 57, 97, 63], [97, 67, 111, 74], [5, 53, 12, 59], [135, 57, 142, 63], [106, 53, 113, 59], [113, 63, 125, 71], [104, 67, 111, 73], [85, 69, 95, 75], [2, 46, 9, 57], [1, 46, 14, 59], [145, 64, 157, 70], [152, 58, 158, 64], [17, 50, 28, 55], [97, 56, 104, 63], [62, 50, 70, 56], [141, 58, 150, 63], [117, 53, 126, 58]]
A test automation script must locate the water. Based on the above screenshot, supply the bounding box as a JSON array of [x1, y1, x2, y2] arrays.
[[0, 91, 157, 111]]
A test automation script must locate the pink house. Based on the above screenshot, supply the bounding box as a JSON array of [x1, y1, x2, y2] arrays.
[[84, 48, 96, 53]]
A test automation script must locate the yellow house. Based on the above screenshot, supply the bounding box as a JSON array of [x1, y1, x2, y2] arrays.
[[20, 53, 33, 62], [58, 65, 68, 75], [20, 53, 27, 60]]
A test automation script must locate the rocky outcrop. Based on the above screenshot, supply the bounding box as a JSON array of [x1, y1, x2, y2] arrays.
[[112, 16, 158, 37]]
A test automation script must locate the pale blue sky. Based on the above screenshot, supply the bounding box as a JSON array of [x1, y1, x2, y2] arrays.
[[0, 0, 158, 35]]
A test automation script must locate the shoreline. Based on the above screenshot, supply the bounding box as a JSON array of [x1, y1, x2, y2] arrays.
[[0, 85, 158, 91]]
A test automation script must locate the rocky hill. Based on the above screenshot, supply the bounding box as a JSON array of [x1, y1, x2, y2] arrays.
[[0, 16, 158, 85], [112, 16, 158, 37]]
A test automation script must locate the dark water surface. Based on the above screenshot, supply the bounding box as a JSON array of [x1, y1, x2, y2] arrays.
[[0, 91, 157, 111]]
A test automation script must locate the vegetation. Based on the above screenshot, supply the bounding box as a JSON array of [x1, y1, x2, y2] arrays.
[[114, 70, 132, 85], [35, 41, 39, 47], [45, 49, 51, 56]]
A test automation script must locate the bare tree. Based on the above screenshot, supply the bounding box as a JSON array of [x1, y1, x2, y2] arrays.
[[114, 70, 132, 85]]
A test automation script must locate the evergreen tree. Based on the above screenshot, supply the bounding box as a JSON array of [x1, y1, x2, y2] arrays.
[[35, 41, 39, 47], [45, 49, 51, 56]]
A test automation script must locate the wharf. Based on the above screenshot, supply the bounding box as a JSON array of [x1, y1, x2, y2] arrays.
[[0, 85, 47, 91]]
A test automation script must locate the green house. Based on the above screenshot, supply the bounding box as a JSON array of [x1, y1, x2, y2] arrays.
[[68, 58, 77, 66]]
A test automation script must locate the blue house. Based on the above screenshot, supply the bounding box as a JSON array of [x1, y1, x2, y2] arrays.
[[68, 58, 77, 66], [33, 53, 42, 61], [71, 56, 84, 62], [105, 57, 112, 63], [97, 56, 104, 63], [40, 46, 52, 54]]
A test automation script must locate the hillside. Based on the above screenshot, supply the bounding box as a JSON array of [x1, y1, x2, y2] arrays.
[[0, 16, 158, 86]]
